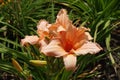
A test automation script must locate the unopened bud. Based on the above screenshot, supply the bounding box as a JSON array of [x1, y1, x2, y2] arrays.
[[12, 58, 23, 72], [29, 60, 47, 66]]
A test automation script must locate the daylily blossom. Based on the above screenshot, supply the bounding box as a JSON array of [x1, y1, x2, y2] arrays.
[[41, 9, 102, 70], [21, 20, 50, 46], [21, 9, 102, 71], [21, 9, 71, 46], [41, 26, 102, 70]]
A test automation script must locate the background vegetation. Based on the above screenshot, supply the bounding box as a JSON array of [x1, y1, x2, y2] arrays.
[[0, 0, 120, 80]]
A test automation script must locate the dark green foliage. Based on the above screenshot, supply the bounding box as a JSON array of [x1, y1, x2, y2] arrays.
[[0, 0, 120, 80]]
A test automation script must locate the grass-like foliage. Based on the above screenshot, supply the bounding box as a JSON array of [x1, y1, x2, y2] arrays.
[[0, 0, 120, 80]]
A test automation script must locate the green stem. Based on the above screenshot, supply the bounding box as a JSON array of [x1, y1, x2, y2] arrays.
[[51, 0, 55, 23]]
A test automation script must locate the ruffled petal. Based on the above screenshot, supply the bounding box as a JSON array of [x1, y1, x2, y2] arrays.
[[21, 36, 39, 46], [63, 54, 77, 70], [74, 42, 102, 55], [37, 20, 50, 32], [39, 39, 48, 50], [85, 32, 93, 40], [57, 25, 66, 32], [41, 39, 68, 57], [56, 9, 72, 30]]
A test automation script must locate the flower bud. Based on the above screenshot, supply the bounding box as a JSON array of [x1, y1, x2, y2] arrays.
[[12, 58, 23, 72], [29, 60, 47, 66]]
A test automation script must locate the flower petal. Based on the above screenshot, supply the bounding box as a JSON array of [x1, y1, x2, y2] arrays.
[[37, 20, 51, 32], [56, 9, 72, 30], [41, 39, 68, 57], [57, 25, 66, 32], [74, 42, 102, 55], [85, 32, 93, 40], [39, 39, 48, 50], [63, 54, 77, 70], [21, 36, 39, 46]]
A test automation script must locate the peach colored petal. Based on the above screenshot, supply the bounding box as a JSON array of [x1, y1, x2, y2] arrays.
[[56, 9, 72, 30], [39, 39, 48, 50], [63, 54, 77, 70], [37, 30, 49, 40], [21, 36, 39, 46], [67, 27, 86, 44], [73, 40, 86, 50], [41, 39, 68, 57], [57, 25, 66, 32], [85, 32, 93, 40], [74, 42, 102, 55], [37, 20, 50, 39], [37, 20, 51, 32]]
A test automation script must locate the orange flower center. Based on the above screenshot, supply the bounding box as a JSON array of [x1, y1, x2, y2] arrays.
[[59, 27, 88, 54], [64, 41, 73, 52]]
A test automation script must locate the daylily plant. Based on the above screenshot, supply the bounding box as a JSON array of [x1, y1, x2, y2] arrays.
[[21, 9, 102, 70]]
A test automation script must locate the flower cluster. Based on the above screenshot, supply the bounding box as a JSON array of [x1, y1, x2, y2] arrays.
[[21, 9, 102, 70]]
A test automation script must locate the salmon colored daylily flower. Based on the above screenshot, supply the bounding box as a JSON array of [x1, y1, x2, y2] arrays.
[[21, 21, 52, 48], [41, 9, 102, 70], [21, 9, 102, 70], [21, 9, 72, 46], [41, 26, 102, 70]]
